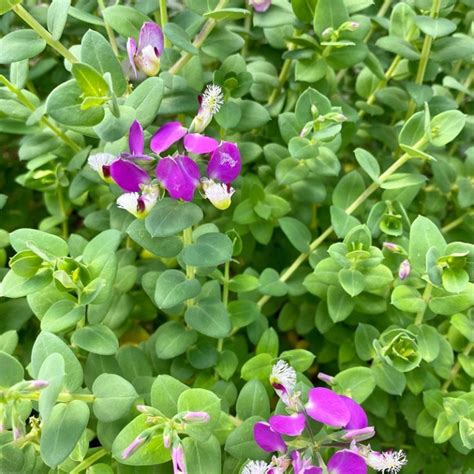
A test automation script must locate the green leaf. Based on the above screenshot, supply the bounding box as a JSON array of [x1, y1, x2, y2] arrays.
[[433, 412, 457, 444], [71, 63, 109, 99], [442, 267, 469, 293], [335, 367, 376, 403], [102, 6, 150, 38], [429, 284, 474, 315], [415, 16, 456, 38], [259, 268, 287, 297], [38, 353, 65, 423], [256, 328, 279, 358], [177, 389, 221, 441], [355, 323, 379, 361], [181, 233, 233, 267], [338, 269, 365, 297], [279, 349, 315, 371], [41, 300, 85, 333], [31, 331, 83, 391], [236, 380, 270, 420], [0, 351, 24, 386], [327, 285, 354, 322], [408, 216, 446, 273], [182, 436, 221, 474], [46, 80, 105, 126], [185, 300, 231, 338], [224, 416, 268, 460], [40, 400, 90, 468], [354, 148, 380, 182], [241, 353, 274, 382], [380, 173, 427, 189], [125, 77, 164, 127], [81, 30, 127, 96], [154, 321, 198, 359], [112, 414, 171, 466], [372, 362, 406, 395], [145, 198, 203, 238], [430, 110, 466, 147], [234, 100, 271, 132], [0, 0, 21, 15], [204, 7, 250, 20], [278, 217, 311, 253], [151, 375, 188, 417], [391, 286, 426, 313], [154, 270, 201, 309], [10, 228, 68, 257], [407, 324, 440, 362], [376, 36, 420, 60], [0, 30, 46, 63], [47, 0, 71, 40], [71, 325, 119, 355], [92, 374, 137, 422], [163, 23, 198, 55], [313, 0, 349, 36]]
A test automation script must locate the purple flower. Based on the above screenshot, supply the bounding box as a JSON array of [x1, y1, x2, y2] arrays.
[[88, 153, 118, 182], [150, 122, 219, 156], [122, 435, 146, 459], [253, 421, 287, 453], [291, 451, 322, 474], [127, 22, 164, 77], [249, 0, 272, 13], [110, 159, 151, 193], [123, 120, 152, 161], [327, 450, 367, 474], [172, 444, 187, 474], [269, 413, 306, 436], [398, 259, 411, 280], [116, 188, 158, 218], [156, 155, 200, 201], [207, 141, 241, 184], [340, 396, 368, 430], [305, 388, 351, 428]]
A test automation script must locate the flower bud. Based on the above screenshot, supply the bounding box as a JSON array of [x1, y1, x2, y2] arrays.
[[29, 380, 49, 390], [398, 259, 411, 280], [317, 372, 335, 385], [122, 435, 146, 459], [321, 27, 334, 38], [342, 426, 375, 441], [383, 242, 399, 252], [182, 411, 210, 423]]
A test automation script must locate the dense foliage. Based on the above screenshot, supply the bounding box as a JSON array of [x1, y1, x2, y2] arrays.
[[0, 0, 473, 472]]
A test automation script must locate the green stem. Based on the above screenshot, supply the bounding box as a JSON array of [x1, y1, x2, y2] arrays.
[[442, 211, 474, 233], [442, 342, 473, 391], [12, 4, 78, 64], [267, 45, 295, 107], [57, 186, 69, 239], [405, 0, 442, 117], [70, 448, 108, 474], [20, 391, 95, 403], [159, 0, 170, 48], [183, 227, 195, 307], [217, 260, 230, 352], [456, 69, 474, 104], [414, 283, 432, 325], [0, 75, 81, 153], [241, 10, 253, 56], [97, 0, 119, 57], [257, 137, 428, 309], [169, 0, 228, 75], [364, 0, 392, 42]]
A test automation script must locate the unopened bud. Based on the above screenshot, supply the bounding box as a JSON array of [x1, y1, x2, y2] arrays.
[[182, 411, 210, 423], [322, 27, 334, 38], [122, 435, 146, 459], [29, 380, 49, 390], [317, 372, 335, 385], [383, 242, 399, 252], [342, 426, 375, 441], [398, 259, 411, 280]]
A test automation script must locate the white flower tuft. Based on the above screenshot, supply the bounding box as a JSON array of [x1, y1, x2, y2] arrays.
[[201, 84, 224, 115], [270, 360, 297, 393], [201, 178, 234, 210], [88, 153, 116, 174], [367, 450, 407, 474], [116, 191, 157, 218], [241, 460, 270, 474]]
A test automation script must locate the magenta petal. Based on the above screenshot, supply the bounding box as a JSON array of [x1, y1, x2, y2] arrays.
[[129, 120, 144, 157], [127, 37, 138, 78], [156, 155, 200, 201], [251, 0, 272, 12], [253, 422, 287, 453], [269, 413, 306, 436], [327, 450, 367, 474], [207, 141, 241, 183], [305, 388, 350, 428], [150, 122, 188, 154], [183, 133, 219, 154], [340, 396, 368, 430], [139, 22, 164, 56], [110, 159, 150, 192]]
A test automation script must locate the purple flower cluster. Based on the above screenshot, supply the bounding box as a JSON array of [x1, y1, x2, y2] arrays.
[[244, 361, 407, 474], [88, 85, 241, 217]]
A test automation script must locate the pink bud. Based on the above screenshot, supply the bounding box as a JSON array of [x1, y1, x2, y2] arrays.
[[342, 426, 375, 441], [182, 411, 210, 423], [317, 372, 335, 385], [29, 380, 49, 389], [172, 444, 187, 474], [136, 404, 148, 413], [398, 259, 411, 280], [122, 435, 145, 459], [163, 432, 171, 449], [383, 242, 399, 252]]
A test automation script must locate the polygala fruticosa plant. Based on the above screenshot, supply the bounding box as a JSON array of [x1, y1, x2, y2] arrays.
[[0, 0, 473, 472]]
